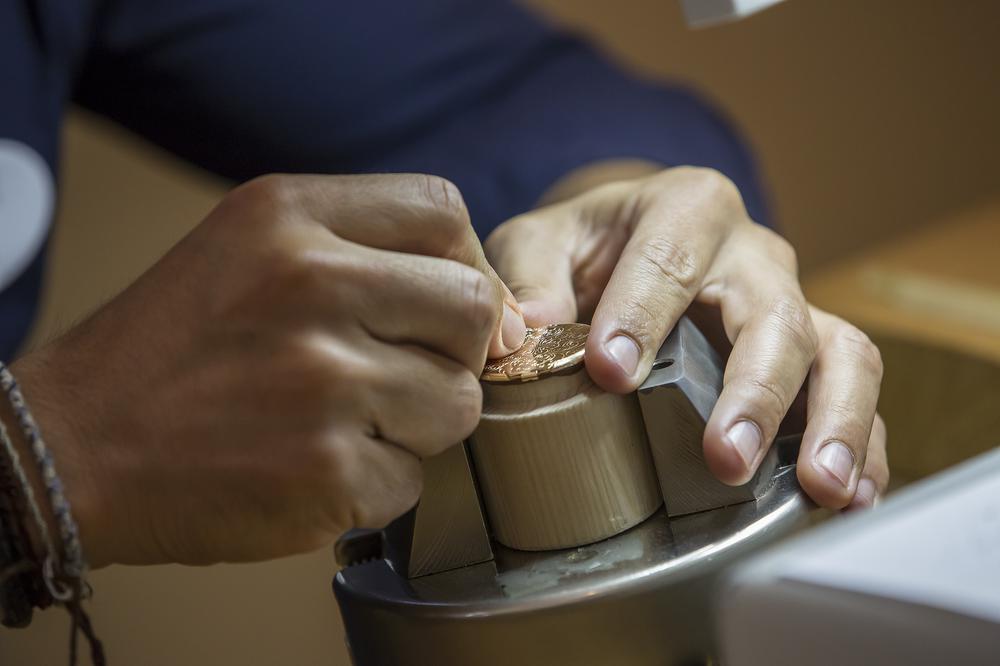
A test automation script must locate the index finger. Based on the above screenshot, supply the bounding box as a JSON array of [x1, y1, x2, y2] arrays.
[[254, 173, 526, 356], [586, 178, 730, 393]]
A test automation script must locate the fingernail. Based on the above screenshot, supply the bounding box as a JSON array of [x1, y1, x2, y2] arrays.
[[501, 303, 526, 352], [852, 478, 879, 508], [816, 441, 855, 488], [726, 420, 762, 470], [605, 335, 640, 377]]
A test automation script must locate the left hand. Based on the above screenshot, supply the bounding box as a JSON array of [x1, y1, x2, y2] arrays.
[[485, 166, 887, 510]]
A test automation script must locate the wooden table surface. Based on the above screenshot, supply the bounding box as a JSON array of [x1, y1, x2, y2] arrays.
[[804, 202, 1000, 482], [805, 202, 1000, 363]]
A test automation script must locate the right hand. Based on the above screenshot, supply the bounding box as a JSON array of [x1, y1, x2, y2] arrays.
[[10, 174, 526, 567]]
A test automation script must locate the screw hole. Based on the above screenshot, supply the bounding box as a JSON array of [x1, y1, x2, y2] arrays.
[[652, 359, 675, 371]]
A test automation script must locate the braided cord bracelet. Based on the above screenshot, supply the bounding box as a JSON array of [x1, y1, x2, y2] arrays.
[[0, 364, 86, 585], [0, 415, 55, 626], [0, 361, 105, 665], [0, 416, 60, 582], [0, 422, 35, 627]]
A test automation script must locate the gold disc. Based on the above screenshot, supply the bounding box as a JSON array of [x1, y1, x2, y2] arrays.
[[481, 323, 590, 383]]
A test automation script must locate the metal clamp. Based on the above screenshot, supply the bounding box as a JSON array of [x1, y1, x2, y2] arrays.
[[638, 317, 799, 517]]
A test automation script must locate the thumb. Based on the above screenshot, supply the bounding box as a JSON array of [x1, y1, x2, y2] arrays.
[[447, 226, 527, 360], [485, 219, 578, 330], [483, 263, 529, 359]]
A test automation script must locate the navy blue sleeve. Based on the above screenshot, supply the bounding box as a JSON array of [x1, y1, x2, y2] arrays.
[[3, 1, 770, 361], [77, 0, 770, 238], [0, 0, 93, 361]]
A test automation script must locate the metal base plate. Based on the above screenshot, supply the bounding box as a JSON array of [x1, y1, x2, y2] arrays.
[[335, 467, 811, 666]]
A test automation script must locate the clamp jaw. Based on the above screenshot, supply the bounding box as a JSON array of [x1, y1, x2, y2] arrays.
[[638, 317, 800, 517]]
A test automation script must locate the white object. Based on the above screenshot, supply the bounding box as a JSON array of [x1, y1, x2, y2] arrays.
[[0, 139, 54, 292], [681, 0, 787, 27], [719, 446, 1000, 666]]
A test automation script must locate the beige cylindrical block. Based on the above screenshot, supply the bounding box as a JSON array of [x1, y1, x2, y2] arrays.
[[469, 369, 662, 551]]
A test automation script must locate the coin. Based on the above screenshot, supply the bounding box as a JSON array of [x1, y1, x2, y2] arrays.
[[481, 323, 590, 383]]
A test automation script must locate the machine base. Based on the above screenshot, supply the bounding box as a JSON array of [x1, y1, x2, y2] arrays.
[[334, 467, 810, 666]]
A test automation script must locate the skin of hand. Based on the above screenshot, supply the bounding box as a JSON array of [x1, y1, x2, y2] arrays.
[[9, 173, 527, 568], [486, 164, 889, 511]]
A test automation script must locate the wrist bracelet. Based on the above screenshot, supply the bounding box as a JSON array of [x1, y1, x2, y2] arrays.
[[0, 362, 105, 665], [0, 364, 86, 584], [0, 415, 59, 579], [0, 415, 53, 626]]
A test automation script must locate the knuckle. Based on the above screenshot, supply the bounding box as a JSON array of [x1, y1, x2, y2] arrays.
[[289, 335, 374, 403], [225, 245, 354, 321], [874, 463, 891, 490], [861, 436, 890, 490], [386, 470, 424, 525], [329, 353, 377, 396], [824, 402, 874, 449], [444, 373, 484, 442], [825, 399, 859, 424], [414, 174, 464, 214], [281, 345, 337, 407], [702, 168, 742, 208], [670, 166, 743, 209], [636, 236, 700, 295], [314, 435, 358, 498], [455, 266, 499, 333], [873, 412, 888, 442], [836, 324, 884, 379], [761, 228, 799, 275], [227, 174, 297, 216], [690, 165, 736, 189], [272, 251, 324, 291], [393, 470, 424, 517], [425, 175, 467, 217], [768, 296, 819, 359], [261, 257, 333, 313], [870, 455, 890, 488], [413, 174, 470, 245], [270, 244, 355, 303], [286, 332, 330, 374], [743, 374, 791, 422], [615, 296, 660, 345], [353, 458, 423, 530]]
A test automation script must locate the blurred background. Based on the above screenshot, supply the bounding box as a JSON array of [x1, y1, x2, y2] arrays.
[[4, 0, 999, 663]]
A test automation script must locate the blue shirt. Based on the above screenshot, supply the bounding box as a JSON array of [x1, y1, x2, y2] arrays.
[[0, 0, 768, 362]]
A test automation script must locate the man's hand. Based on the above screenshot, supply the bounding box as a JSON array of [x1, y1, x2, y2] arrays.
[[11, 174, 526, 567], [485, 166, 888, 511]]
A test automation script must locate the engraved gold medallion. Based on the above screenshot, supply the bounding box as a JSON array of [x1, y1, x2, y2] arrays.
[[481, 323, 590, 383]]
